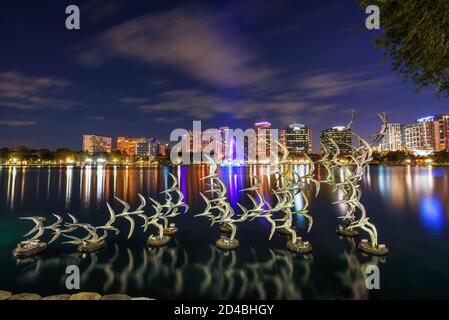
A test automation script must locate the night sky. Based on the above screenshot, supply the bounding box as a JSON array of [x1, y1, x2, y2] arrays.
[[0, 0, 447, 153]]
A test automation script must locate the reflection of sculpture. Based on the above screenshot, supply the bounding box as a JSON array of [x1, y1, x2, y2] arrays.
[[327, 113, 389, 256], [194, 245, 314, 299], [336, 237, 386, 299], [13, 215, 66, 257]]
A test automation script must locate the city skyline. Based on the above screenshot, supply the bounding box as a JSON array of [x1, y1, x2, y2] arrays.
[[77, 112, 449, 159], [0, 0, 448, 154]]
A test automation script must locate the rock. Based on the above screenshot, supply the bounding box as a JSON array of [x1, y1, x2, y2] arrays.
[[9, 293, 41, 300], [131, 297, 154, 300], [101, 294, 130, 300], [0, 290, 12, 300], [42, 294, 70, 300], [68, 292, 102, 300]]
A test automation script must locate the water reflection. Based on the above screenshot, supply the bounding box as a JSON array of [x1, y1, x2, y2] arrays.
[[420, 195, 445, 235], [2, 165, 449, 299], [2, 165, 449, 238], [336, 237, 386, 300], [14, 242, 319, 299]]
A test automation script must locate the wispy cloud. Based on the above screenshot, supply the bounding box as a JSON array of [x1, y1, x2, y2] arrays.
[[78, 5, 276, 88], [121, 88, 335, 125], [0, 119, 37, 127], [86, 115, 106, 121], [298, 70, 396, 98], [0, 71, 78, 110]]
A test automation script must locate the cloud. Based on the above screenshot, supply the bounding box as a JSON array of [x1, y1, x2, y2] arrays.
[[86, 115, 106, 121], [0, 71, 77, 110], [155, 117, 182, 124], [121, 89, 324, 125], [298, 70, 395, 98], [78, 6, 276, 88], [0, 119, 37, 127]]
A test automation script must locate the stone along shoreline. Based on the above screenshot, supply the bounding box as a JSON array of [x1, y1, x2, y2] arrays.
[[0, 290, 155, 300]]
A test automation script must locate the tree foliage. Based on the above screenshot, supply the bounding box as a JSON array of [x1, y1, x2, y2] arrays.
[[359, 0, 449, 96]]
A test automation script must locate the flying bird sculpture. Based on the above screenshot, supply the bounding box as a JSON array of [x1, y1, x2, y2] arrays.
[[13, 214, 66, 257]]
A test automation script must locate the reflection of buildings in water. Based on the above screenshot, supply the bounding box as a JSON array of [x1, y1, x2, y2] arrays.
[[96, 166, 105, 207], [65, 166, 73, 209], [371, 166, 448, 232], [419, 195, 445, 235], [81, 166, 92, 208], [20, 167, 26, 205], [336, 237, 386, 300], [7, 166, 17, 210]]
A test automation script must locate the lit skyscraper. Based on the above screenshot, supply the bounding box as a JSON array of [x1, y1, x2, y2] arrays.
[[381, 123, 403, 151], [435, 114, 449, 151], [403, 123, 423, 150], [286, 124, 312, 155], [320, 126, 352, 156], [117, 137, 148, 157], [255, 121, 272, 163], [82, 135, 112, 154]]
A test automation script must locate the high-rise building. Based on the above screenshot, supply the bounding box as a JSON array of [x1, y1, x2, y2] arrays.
[[82, 135, 112, 154], [159, 144, 168, 157], [435, 114, 449, 151], [417, 116, 438, 150], [149, 138, 161, 158], [286, 124, 312, 155], [136, 141, 150, 158], [381, 123, 403, 151], [320, 126, 352, 156], [279, 129, 287, 147], [415, 115, 449, 152], [117, 137, 148, 157], [255, 121, 272, 162], [402, 123, 423, 150], [219, 126, 230, 160]]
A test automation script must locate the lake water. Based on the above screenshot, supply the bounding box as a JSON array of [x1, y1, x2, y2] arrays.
[[0, 165, 448, 299]]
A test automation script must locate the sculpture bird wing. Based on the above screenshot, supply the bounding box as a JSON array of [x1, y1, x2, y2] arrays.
[[122, 215, 135, 239], [21, 217, 45, 239], [114, 196, 131, 213]]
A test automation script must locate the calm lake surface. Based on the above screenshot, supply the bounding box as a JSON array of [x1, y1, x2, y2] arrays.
[[0, 165, 448, 299]]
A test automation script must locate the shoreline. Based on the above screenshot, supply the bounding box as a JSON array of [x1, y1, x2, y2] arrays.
[[0, 290, 154, 300], [1, 163, 448, 168]]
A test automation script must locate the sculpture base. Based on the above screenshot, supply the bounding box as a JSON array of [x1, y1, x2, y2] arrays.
[[216, 238, 239, 250], [78, 239, 106, 253], [336, 226, 359, 237], [277, 226, 296, 235], [287, 239, 312, 254], [358, 239, 389, 256], [163, 226, 178, 236], [219, 223, 233, 234], [13, 240, 47, 257], [148, 235, 171, 247]]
